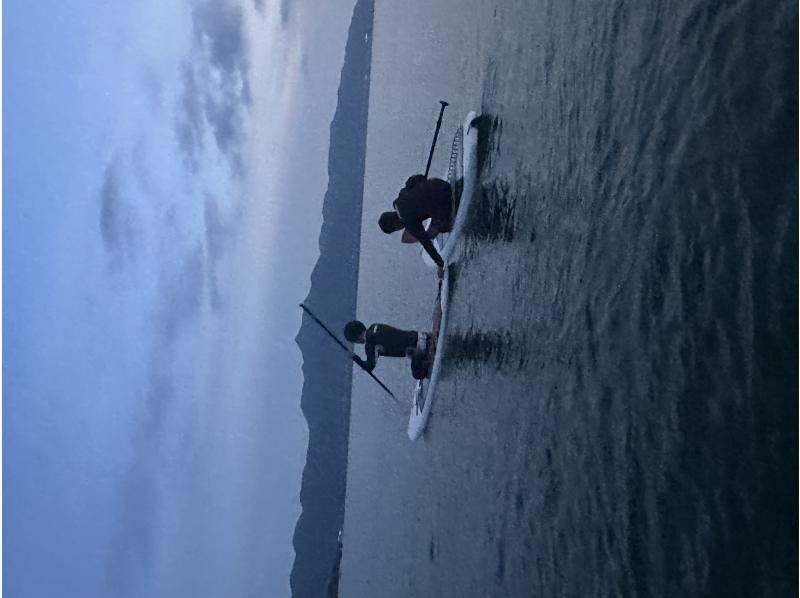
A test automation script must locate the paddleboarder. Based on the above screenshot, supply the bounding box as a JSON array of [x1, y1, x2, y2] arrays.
[[344, 320, 430, 379], [379, 100, 454, 271], [378, 174, 454, 269], [299, 303, 400, 405]]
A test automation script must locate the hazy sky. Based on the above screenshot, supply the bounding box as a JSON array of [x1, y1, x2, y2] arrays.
[[4, 0, 356, 595]]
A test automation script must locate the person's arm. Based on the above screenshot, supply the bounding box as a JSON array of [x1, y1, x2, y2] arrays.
[[405, 220, 444, 268], [403, 220, 440, 243], [356, 334, 377, 372]]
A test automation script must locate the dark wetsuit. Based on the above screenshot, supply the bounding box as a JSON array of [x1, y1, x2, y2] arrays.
[[393, 174, 453, 268], [354, 324, 419, 372]]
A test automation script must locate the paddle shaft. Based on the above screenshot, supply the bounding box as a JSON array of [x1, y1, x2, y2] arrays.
[[423, 100, 449, 178], [299, 304, 401, 405]]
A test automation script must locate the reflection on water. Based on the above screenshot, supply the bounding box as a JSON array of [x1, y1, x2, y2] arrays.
[[444, 329, 527, 371], [465, 181, 517, 242]]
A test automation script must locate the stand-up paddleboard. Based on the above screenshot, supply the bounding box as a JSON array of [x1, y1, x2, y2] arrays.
[[408, 111, 479, 441]]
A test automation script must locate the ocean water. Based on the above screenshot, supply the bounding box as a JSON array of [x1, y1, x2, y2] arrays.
[[342, 1, 797, 596]]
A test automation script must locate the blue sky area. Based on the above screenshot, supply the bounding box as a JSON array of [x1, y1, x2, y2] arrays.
[[4, 0, 356, 595]]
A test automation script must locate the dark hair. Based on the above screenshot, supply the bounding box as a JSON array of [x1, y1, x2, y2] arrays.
[[378, 211, 403, 234], [343, 320, 367, 342]]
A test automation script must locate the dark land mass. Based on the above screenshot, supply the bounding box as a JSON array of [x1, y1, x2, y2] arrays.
[[291, 0, 373, 596]]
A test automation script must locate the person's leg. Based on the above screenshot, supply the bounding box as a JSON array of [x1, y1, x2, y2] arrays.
[[432, 178, 462, 232], [411, 354, 428, 380], [426, 179, 455, 227], [426, 220, 441, 238], [405, 331, 430, 357], [415, 332, 430, 353], [410, 332, 433, 379]]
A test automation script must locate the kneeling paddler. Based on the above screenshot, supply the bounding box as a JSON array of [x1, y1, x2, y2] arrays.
[[378, 174, 454, 269], [344, 320, 430, 379]]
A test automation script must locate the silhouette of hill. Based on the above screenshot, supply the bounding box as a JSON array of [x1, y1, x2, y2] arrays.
[[291, 0, 373, 595]]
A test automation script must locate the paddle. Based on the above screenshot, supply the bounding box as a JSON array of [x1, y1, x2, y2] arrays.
[[423, 100, 449, 178], [299, 303, 401, 407]]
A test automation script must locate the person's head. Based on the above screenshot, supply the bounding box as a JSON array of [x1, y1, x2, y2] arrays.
[[378, 211, 403, 234], [343, 320, 367, 343]]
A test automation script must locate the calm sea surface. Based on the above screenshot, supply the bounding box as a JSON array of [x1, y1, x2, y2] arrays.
[[342, 1, 797, 596]]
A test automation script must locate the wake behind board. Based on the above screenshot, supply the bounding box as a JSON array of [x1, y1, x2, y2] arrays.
[[408, 111, 479, 441]]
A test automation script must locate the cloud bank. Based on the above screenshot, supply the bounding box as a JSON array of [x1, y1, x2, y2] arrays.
[[99, 158, 137, 270], [175, 0, 253, 174]]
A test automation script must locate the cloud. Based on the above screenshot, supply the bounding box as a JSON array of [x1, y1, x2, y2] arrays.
[[104, 455, 159, 595], [202, 195, 245, 312], [104, 344, 178, 595], [280, 0, 290, 25], [156, 243, 206, 342], [140, 64, 165, 114], [175, 65, 205, 172], [175, 0, 252, 174], [105, 244, 207, 593], [131, 138, 157, 197], [203, 197, 228, 310], [203, 197, 226, 261], [98, 158, 137, 269], [250, 0, 288, 24], [105, 1, 255, 585]]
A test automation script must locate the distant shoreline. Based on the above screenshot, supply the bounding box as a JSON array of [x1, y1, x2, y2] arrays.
[[290, 0, 374, 596]]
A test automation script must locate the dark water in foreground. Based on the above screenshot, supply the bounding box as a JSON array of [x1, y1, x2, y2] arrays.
[[342, 1, 797, 596]]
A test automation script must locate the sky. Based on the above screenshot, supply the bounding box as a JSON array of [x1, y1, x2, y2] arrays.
[[4, 0, 357, 595]]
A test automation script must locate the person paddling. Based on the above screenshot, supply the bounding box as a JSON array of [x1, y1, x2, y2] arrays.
[[344, 320, 430, 378], [378, 174, 454, 269]]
